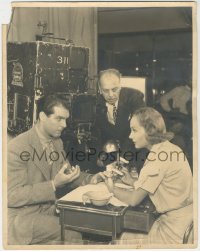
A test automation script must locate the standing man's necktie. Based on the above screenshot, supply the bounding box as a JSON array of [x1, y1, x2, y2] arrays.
[[113, 104, 117, 124]]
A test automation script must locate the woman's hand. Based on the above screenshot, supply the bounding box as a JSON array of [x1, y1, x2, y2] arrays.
[[89, 169, 113, 183], [101, 171, 114, 192], [90, 172, 106, 184], [120, 168, 135, 186], [104, 177, 114, 193], [90, 170, 115, 193]]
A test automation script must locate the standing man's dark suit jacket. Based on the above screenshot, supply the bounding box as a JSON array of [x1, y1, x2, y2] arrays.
[[7, 126, 91, 245], [96, 87, 145, 146], [95, 87, 147, 171]]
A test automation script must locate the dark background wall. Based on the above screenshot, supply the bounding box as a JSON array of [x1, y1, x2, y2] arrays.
[[98, 7, 192, 104]]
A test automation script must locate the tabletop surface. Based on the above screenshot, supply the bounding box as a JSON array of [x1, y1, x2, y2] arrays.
[[56, 200, 128, 216]]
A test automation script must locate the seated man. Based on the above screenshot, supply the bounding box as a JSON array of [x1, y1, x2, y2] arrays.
[[7, 94, 99, 245]]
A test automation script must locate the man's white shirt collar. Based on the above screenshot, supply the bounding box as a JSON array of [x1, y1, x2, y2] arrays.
[[105, 100, 119, 109]]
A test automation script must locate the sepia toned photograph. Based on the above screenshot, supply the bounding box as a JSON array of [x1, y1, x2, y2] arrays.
[[2, 1, 198, 249]]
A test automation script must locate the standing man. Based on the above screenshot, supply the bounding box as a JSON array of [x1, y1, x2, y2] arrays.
[[96, 68, 147, 171], [7, 95, 93, 245]]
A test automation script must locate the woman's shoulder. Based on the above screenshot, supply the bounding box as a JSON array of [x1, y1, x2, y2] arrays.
[[157, 141, 191, 171], [146, 140, 188, 171], [161, 140, 183, 152]]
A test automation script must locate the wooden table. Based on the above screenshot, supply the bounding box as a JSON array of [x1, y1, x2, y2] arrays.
[[56, 200, 127, 242]]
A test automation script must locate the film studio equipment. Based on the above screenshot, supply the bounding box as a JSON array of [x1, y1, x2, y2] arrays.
[[99, 140, 135, 175], [7, 41, 98, 172], [99, 140, 122, 173]]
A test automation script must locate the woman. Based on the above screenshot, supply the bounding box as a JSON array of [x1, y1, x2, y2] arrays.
[[104, 107, 193, 244]]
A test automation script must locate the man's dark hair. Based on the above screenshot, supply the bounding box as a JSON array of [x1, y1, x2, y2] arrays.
[[37, 94, 70, 116]]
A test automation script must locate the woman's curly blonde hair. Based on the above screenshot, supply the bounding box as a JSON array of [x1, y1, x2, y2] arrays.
[[132, 107, 174, 145]]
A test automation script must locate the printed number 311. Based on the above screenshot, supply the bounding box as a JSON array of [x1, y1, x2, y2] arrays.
[[57, 56, 68, 65]]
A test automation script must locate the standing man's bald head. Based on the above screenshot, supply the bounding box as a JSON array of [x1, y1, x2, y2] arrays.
[[99, 69, 121, 105]]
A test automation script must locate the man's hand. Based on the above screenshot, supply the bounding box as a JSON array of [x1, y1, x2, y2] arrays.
[[90, 172, 106, 184], [53, 163, 80, 188]]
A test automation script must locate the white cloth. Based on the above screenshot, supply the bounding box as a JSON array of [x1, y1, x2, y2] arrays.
[[59, 182, 128, 207]]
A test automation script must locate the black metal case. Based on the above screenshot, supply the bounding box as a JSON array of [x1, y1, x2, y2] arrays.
[[7, 41, 89, 134]]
